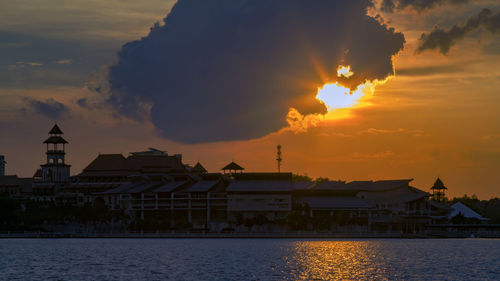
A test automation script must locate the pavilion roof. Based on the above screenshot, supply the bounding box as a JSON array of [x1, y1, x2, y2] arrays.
[[49, 124, 63, 134], [43, 136, 68, 144], [221, 161, 244, 171], [431, 177, 447, 190]]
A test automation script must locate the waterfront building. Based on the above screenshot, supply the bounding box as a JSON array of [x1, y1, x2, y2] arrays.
[[291, 179, 431, 233], [4, 123, 456, 234], [100, 173, 229, 230], [226, 173, 294, 231], [68, 149, 188, 205]]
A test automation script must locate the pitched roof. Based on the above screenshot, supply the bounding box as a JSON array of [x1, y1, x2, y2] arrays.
[[449, 202, 488, 220], [127, 182, 161, 193], [78, 153, 186, 177], [83, 154, 128, 171], [359, 185, 430, 204], [126, 155, 185, 173], [295, 197, 374, 209], [184, 180, 219, 192], [43, 136, 68, 144], [431, 177, 447, 190], [221, 161, 244, 171], [100, 182, 141, 194], [153, 181, 188, 193], [49, 124, 63, 134], [311, 179, 413, 192], [191, 162, 207, 173], [232, 172, 292, 181], [227, 180, 292, 192]]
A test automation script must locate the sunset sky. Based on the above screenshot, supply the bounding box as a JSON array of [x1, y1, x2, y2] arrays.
[[1, 0, 499, 198]]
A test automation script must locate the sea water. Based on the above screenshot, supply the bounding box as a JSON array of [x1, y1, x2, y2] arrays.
[[1, 238, 499, 280]]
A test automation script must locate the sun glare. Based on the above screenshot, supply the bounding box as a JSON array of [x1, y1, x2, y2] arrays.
[[337, 65, 354, 78], [316, 83, 363, 111], [286, 65, 386, 133]]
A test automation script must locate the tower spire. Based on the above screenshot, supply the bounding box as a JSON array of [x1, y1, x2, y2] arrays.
[[41, 123, 70, 182], [276, 144, 282, 173]]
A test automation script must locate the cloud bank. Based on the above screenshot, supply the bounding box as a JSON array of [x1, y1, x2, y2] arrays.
[[418, 8, 500, 54], [379, 0, 469, 13], [105, 0, 405, 143], [24, 97, 70, 120]]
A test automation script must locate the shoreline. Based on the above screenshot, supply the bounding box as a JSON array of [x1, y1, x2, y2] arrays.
[[1, 232, 498, 239]]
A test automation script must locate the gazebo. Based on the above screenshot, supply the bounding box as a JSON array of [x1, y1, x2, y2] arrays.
[[430, 177, 447, 202], [221, 161, 244, 174]]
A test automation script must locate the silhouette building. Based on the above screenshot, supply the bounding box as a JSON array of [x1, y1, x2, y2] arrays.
[[431, 177, 447, 202], [32, 124, 71, 202], [41, 124, 71, 182]]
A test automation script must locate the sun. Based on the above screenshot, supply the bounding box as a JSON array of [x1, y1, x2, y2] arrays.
[[315, 82, 363, 111]]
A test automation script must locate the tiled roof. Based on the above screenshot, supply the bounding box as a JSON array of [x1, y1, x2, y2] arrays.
[[127, 155, 184, 172], [100, 182, 140, 194], [153, 181, 188, 193], [312, 179, 413, 192], [227, 180, 292, 192], [232, 172, 292, 181], [359, 185, 430, 204], [82, 154, 128, 171], [184, 180, 219, 192], [295, 197, 374, 209], [79, 153, 185, 176], [127, 182, 162, 193]]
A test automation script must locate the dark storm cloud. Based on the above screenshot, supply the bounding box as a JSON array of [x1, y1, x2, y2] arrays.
[[105, 0, 405, 143], [418, 8, 500, 54], [379, 0, 469, 13], [24, 97, 70, 120]]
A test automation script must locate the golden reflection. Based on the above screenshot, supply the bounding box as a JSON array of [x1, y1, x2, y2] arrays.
[[282, 241, 387, 280]]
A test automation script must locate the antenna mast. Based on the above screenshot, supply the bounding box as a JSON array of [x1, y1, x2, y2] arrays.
[[276, 145, 282, 173]]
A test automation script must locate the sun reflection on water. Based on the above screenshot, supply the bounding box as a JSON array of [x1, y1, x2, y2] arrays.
[[281, 241, 389, 280]]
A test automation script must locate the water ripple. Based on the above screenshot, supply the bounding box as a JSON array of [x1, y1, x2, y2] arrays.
[[0, 239, 499, 280]]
